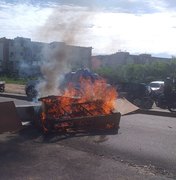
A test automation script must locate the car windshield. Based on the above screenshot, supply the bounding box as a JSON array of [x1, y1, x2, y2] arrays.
[[150, 83, 161, 88]]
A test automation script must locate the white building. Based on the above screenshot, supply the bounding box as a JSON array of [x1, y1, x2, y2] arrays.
[[0, 37, 92, 77]]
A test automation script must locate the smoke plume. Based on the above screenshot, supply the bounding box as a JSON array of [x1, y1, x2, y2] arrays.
[[37, 6, 93, 97]]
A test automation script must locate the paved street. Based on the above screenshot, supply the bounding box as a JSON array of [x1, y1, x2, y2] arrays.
[[0, 95, 176, 179], [0, 113, 176, 179], [57, 114, 176, 177]]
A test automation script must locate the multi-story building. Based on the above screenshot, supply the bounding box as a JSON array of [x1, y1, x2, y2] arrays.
[[0, 37, 10, 73], [0, 37, 92, 77], [92, 51, 172, 69]]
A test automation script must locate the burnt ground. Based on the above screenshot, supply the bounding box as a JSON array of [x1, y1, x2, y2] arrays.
[[0, 123, 173, 180]]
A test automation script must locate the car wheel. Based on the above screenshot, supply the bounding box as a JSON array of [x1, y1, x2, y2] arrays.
[[26, 85, 38, 99], [168, 103, 176, 113], [132, 98, 142, 107], [142, 98, 154, 109]]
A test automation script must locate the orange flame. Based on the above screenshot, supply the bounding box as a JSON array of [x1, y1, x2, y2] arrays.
[[40, 77, 118, 131], [61, 77, 118, 114]]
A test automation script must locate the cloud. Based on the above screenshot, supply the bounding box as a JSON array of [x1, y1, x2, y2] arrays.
[[50, 0, 176, 14], [0, 2, 53, 38], [2, 0, 173, 14], [1, 0, 176, 57], [161, 0, 176, 10]]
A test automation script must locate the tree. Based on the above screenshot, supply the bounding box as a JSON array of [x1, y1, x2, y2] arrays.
[[95, 59, 176, 84]]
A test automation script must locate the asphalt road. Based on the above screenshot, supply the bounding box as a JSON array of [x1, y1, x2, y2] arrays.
[[0, 95, 176, 179], [56, 114, 176, 177], [0, 131, 170, 180]]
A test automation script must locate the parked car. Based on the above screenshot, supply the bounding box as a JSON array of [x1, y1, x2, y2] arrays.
[[149, 81, 164, 93], [25, 69, 103, 99], [25, 80, 39, 99]]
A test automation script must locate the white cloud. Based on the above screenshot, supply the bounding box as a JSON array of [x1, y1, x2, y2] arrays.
[[0, 2, 53, 38], [84, 11, 176, 55], [1, 1, 176, 57]]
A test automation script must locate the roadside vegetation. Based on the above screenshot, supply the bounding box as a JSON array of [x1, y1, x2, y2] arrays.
[[0, 76, 37, 85], [95, 58, 176, 84], [1, 58, 176, 85], [0, 76, 27, 84]]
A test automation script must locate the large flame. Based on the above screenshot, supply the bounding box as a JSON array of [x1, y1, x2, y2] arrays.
[[62, 77, 117, 114], [40, 77, 118, 132]]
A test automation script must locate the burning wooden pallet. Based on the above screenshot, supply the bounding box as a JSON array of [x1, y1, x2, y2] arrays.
[[38, 95, 121, 134]]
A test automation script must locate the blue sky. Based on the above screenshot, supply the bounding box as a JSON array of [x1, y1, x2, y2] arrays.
[[1, 0, 176, 57]]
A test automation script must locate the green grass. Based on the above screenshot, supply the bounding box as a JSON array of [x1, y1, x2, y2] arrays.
[[0, 76, 29, 85]]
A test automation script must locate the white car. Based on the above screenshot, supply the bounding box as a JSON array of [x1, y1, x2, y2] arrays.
[[149, 81, 164, 93], [0, 81, 5, 92]]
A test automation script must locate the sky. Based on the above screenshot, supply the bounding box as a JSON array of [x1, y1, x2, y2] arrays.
[[1, 0, 176, 57]]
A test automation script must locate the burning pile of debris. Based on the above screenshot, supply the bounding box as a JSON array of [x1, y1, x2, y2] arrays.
[[37, 71, 121, 134]]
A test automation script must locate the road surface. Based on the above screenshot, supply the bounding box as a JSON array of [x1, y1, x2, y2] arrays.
[[0, 95, 176, 179], [56, 113, 176, 177]]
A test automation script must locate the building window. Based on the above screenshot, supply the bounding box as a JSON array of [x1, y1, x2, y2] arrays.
[[10, 41, 14, 46], [10, 52, 14, 57], [50, 43, 56, 49]]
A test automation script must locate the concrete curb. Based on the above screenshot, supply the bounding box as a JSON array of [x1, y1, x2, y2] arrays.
[[0, 92, 28, 100], [134, 109, 176, 117]]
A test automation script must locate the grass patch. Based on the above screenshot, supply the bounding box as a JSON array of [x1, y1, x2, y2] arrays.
[[0, 76, 29, 85]]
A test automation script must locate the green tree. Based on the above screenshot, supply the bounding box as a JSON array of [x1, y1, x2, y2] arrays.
[[95, 59, 176, 84]]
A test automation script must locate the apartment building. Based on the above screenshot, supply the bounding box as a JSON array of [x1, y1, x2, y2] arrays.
[[92, 51, 172, 69], [0, 37, 92, 77]]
